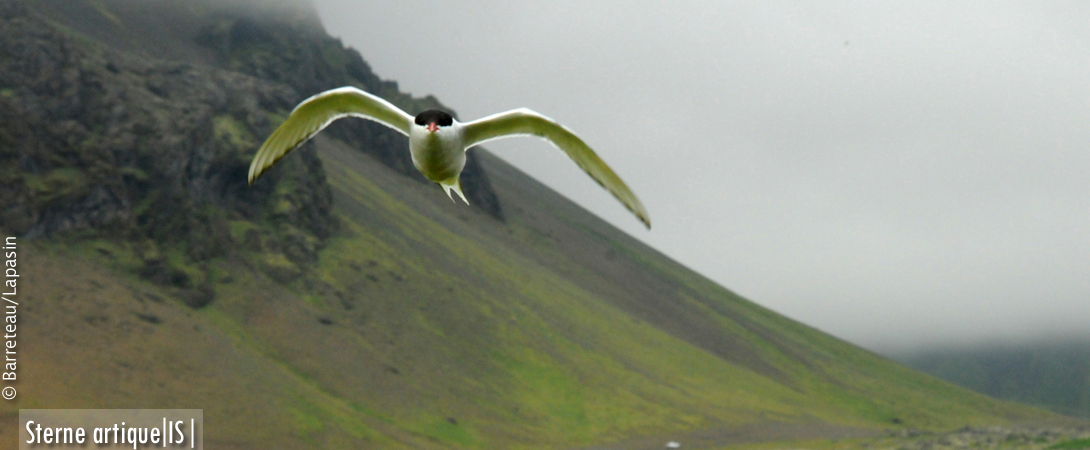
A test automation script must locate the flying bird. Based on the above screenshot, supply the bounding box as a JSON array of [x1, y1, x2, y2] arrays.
[[247, 86, 650, 229]]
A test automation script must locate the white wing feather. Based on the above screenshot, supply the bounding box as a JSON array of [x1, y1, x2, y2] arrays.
[[248, 87, 413, 184], [463, 108, 651, 229]]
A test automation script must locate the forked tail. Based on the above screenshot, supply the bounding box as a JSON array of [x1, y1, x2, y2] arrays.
[[440, 177, 469, 205]]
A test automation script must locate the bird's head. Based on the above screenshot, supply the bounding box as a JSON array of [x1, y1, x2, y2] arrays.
[[415, 109, 454, 134]]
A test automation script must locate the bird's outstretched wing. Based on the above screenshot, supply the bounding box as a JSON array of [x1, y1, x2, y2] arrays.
[[463, 108, 651, 229], [248, 87, 413, 184]]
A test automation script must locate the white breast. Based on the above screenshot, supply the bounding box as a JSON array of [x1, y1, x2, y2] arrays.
[[408, 122, 467, 183]]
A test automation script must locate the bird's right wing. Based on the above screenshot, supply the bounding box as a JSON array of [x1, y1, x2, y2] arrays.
[[248, 86, 413, 184], [463, 108, 650, 229]]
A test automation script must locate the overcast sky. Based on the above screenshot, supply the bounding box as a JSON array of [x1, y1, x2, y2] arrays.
[[309, 1, 1090, 354]]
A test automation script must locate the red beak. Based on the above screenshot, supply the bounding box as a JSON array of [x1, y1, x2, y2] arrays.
[[426, 123, 439, 133]]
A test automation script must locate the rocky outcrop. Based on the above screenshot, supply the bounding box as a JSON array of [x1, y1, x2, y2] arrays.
[[0, 0, 504, 302], [0, 2, 332, 240]]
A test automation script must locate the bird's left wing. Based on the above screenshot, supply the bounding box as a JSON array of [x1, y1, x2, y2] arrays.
[[463, 108, 651, 229], [248, 86, 413, 184]]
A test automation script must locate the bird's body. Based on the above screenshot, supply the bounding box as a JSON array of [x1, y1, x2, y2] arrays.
[[248, 86, 650, 228], [407, 110, 469, 202]]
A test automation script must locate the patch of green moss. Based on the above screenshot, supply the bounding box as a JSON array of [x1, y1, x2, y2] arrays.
[[26, 168, 89, 204], [62, 238, 143, 274], [1050, 438, 1090, 450], [260, 251, 302, 280], [213, 114, 255, 149], [287, 406, 325, 435], [228, 220, 259, 244], [119, 166, 149, 181], [416, 417, 476, 447]]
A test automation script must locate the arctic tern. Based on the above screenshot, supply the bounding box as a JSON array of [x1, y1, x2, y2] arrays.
[[248, 86, 650, 229]]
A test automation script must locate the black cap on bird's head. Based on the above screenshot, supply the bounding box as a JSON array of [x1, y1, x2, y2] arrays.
[[415, 109, 454, 133]]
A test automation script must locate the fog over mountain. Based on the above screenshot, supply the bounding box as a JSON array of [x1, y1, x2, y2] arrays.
[[311, 1, 1090, 353]]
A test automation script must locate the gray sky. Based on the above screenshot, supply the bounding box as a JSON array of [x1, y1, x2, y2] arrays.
[[310, 1, 1090, 353]]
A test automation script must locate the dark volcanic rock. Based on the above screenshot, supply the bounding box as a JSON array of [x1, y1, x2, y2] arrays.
[[0, 1, 329, 241], [0, 0, 505, 284]]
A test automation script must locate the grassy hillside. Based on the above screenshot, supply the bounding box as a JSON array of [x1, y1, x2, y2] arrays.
[[4, 134, 1074, 449], [895, 342, 1090, 419], [0, 1, 1083, 449]]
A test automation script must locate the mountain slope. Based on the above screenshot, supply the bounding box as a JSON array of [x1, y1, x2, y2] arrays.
[[895, 342, 1090, 419], [0, 1, 1081, 449], [7, 132, 1070, 450]]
